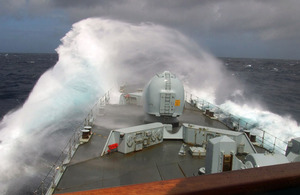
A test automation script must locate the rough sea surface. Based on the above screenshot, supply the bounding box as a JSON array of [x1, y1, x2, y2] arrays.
[[0, 53, 58, 118], [221, 57, 300, 122], [1, 54, 298, 122]]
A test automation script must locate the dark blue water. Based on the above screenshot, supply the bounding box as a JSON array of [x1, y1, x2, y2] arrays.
[[220, 57, 300, 123], [1, 54, 299, 123], [0, 53, 58, 119]]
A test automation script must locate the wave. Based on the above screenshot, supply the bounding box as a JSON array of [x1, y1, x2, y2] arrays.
[[219, 100, 299, 151]]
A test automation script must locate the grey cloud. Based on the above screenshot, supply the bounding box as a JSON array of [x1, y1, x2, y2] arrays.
[[51, 0, 121, 8], [1, 0, 300, 58], [3, 0, 300, 42], [49, 0, 300, 41], [0, 0, 26, 16]]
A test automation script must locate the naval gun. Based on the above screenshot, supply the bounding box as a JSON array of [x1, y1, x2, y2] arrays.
[[143, 71, 184, 126]]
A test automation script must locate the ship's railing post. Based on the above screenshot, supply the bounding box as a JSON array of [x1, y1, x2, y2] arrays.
[[73, 132, 77, 150], [72, 133, 75, 150], [201, 100, 204, 111], [52, 167, 56, 187], [42, 181, 44, 195], [68, 140, 72, 159], [262, 130, 265, 147], [273, 137, 277, 153]]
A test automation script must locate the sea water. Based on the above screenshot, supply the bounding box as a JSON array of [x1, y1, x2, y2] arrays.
[[1, 54, 298, 122]]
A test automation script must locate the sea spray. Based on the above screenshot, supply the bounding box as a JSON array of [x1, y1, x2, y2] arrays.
[[0, 18, 236, 194], [219, 100, 300, 151]]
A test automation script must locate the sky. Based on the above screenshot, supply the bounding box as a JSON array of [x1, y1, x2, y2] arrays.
[[0, 0, 300, 59]]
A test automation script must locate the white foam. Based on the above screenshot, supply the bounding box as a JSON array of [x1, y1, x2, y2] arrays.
[[220, 100, 300, 151]]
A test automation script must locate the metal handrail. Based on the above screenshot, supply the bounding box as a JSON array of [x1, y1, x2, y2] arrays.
[[185, 91, 288, 154], [34, 91, 110, 194], [33, 125, 82, 195]]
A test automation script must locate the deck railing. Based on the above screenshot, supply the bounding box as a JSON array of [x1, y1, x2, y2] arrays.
[[185, 92, 288, 154], [34, 91, 110, 195]]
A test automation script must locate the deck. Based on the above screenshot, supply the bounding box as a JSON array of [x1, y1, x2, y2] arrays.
[[54, 103, 238, 194]]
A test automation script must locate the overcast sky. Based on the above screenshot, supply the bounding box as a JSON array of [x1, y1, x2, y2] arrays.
[[0, 0, 299, 59]]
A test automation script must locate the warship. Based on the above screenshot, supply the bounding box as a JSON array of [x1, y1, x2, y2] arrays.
[[35, 71, 300, 195]]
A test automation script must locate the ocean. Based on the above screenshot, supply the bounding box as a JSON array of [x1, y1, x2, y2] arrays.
[[221, 57, 300, 122], [1, 54, 299, 123], [0, 53, 58, 119]]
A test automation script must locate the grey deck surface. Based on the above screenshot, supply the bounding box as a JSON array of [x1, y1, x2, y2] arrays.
[[54, 103, 230, 194]]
